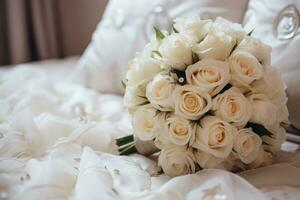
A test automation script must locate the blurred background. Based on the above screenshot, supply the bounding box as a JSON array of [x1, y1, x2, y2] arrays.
[[0, 0, 108, 66]]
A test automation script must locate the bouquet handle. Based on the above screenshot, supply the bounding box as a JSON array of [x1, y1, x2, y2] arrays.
[[116, 134, 159, 156], [134, 137, 159, 156]]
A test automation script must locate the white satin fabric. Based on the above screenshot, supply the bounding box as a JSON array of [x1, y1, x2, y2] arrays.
[[243, 0, 300, 129], [73, 0, 249, 94], [0, 59, 300, 200]]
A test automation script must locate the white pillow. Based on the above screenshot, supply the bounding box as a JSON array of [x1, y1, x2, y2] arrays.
[[243, 0, 300, 129], [73, 0, 249, 94]]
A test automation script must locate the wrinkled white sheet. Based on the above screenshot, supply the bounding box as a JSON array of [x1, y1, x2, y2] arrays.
[[0, 58, 299, 200]]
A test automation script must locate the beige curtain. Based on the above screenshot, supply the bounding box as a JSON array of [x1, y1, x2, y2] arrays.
[[0, 0, 108, 66], [0, 0, 61, 65]]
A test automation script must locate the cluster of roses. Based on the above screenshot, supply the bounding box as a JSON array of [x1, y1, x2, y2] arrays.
[[123, 17, 289, 176]]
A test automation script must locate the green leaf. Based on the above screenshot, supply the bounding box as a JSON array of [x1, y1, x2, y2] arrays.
[[208, 111, 214, 115], [137, 95, 147, 99], [116, 134, 134, 146], [245, 122, 273, 137], [192, 52, 199, 64], [172, 24, 179, 33], [118, 141, 135, 151], [119, 142, 137, 155], [217, 83, 232, 95], [230, 41, 238, 55], [247, 29, 254, 36], [198, 121, 202, 128], [136, 101, 150, 106], [154, 27, 165, 40], [197, 37, 205, 43], [152, 50, 162, 58], [155, 109, 161, 117], [121, 80, 127, 89], [158, 167, 164, 175]]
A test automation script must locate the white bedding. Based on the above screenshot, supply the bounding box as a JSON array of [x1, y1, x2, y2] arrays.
[[0, 58, 299, 200]]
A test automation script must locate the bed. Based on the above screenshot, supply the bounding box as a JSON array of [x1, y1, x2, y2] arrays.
[[0, 57, 299, 200]]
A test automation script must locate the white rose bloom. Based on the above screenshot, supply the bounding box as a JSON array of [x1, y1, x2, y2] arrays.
[[154, 131, 172, 150], [233, 128, 262, 164], [195, 151, 235, 170], [262, 123, 286, 153], [247, 93, 277, 129], [236, 36, 272, 65], [173, 85, 212, 120], [251, 66, 285, 98], [193, 31, 235, 61], [124, 81, 148, 112], [126, 55, 161, 85], [152, 112, 173, 149], [158, 146, 195, 177], [193, 116, 237, 159], [159, 33, 193, 70], [211, 17, 246, 42], [229, 51, 263, 88], [141, 40, 161, 57], [248, 147, 273, 169], [194, 150, 225, 169], [271, 94, 289, 125], [186, 59, 230, 96], [212, 87, 252, 127], [132, 106, 158, 141], [251, 66, 289, 124], [165, 113, 195, 146], [146, 73, 175, 111], [173, 17, 212, 42]]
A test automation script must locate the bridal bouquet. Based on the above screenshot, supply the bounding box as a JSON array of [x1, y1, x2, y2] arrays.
[[118, 17, 289, 176]]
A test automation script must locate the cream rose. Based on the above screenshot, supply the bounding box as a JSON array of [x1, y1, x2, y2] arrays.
[[123, 81, 148, 112], [229, 51, 263, 88], [194, 150, 226, 169], [126, 55, 161, 85], [193, 31, 235, 61], [251, 66, 285, 98], [152, 112, 173, 149], [173, 17, 212, 42], [186, 59, 230, 96], [173, 85, 212, 120], [154, 130, 172, 150], [146, 72, 175, 111], [158, 146, 196, 177], [132, 106, 158, 141], [271, 94, 289, 125], [248, 147, 273, 169], [141, 40, 161, 57], [212, 87, 252, 127], [159, 33, 193, 70], [211, 17, 246, 42], [247, 93, 277, 129], [193, 116, 237, 158], [233, 128, 262, 164], [165, 113, 195, 146], [236, 36, 272, 65], [251, 66, 289, 124], [262, 123, 286, 153], [154, 131, 172, 150]]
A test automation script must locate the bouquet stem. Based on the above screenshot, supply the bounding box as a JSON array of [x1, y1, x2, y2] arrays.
[[116, 135, 159, 156], [116, 135, 138, 155]]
